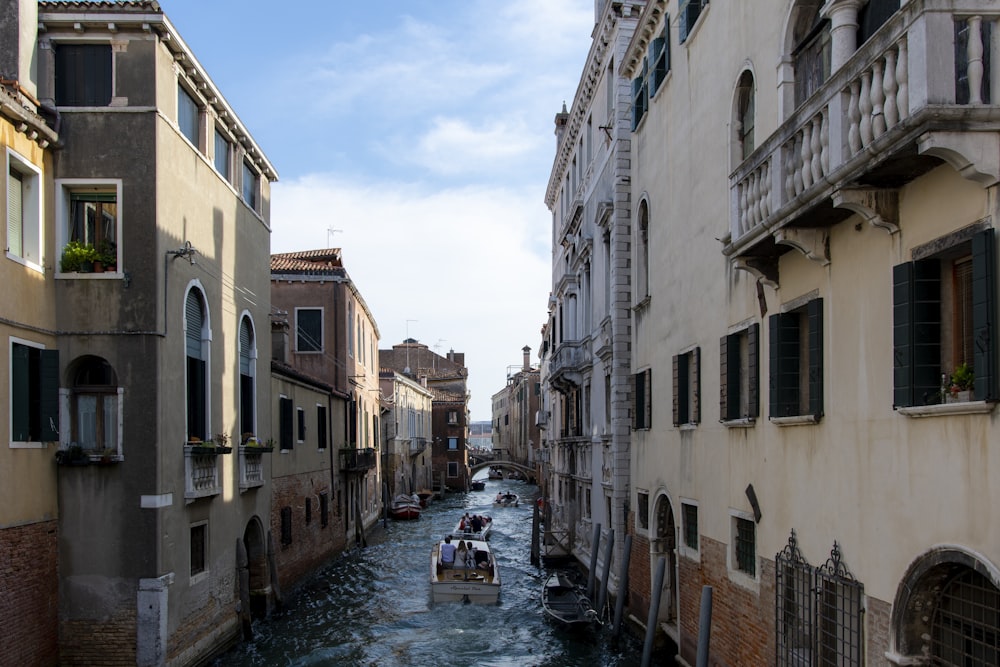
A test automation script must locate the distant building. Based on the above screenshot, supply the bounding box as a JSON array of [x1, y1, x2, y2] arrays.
[[380, 369, 434, 497], [491, 346, 541, 480], [380, 340, 471, 491]]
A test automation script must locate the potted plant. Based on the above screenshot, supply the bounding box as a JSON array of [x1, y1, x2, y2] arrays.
[[98, 239, 117, 272], [55, 444, 90, 466], [61, 240, 98, 273], [947, 363, 975, 403]]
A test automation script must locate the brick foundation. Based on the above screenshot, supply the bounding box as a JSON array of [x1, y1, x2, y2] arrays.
[[0, 520, 59, 667], [271, 472, 345, 591], [59, 609, 137, 667]]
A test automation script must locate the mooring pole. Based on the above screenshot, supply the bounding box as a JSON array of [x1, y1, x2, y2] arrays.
[[696, 585, 713, 667], [586, 523, 602, 601], [612, 534, 632, 635], [530, 499, 540, 565], [641, 556, 666, 667], [597, 528, 615, 616]]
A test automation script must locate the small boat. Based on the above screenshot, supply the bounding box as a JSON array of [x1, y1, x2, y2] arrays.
[[493, 492, 519, 507], [415, 489, 434, 507], [389, 493, 422, 520], [470, 479, 486, 491], [542, 573, 599, 628], [430, 537, 501, 603], [454, 514, 493, 541], [487, 466, 503, 480]]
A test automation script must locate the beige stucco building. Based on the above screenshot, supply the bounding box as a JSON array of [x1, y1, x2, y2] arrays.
[[380, 369, 434, 498], [618, 0, 1000, 665]]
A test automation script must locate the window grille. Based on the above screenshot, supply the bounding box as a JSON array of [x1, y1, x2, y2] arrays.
[[931, 568, 999, 666], [735, 517, 756, 576]]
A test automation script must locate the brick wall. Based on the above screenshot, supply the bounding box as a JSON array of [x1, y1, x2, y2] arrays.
[[627, 520, 651, 620], [867, 595, 892, 665], [60, 610, 136, 667], [271, 472, 344, 590], [0, 520, 59, 667]]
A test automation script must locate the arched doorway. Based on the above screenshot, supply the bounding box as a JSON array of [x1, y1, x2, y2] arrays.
[[242, 517, 271, 619], [652, 494, 677, 625]]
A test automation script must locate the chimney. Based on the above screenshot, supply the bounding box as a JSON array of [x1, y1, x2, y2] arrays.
[[522, 345, 532, 372], [0, 0, 38, 99], [554, 101, 569, 147], [271, 316, 290, 364]]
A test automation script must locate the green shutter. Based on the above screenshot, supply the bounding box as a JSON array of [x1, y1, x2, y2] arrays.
[[770, 312, 801, 417], [280, 397, 294, 449], [747, 323, 760, 419], [720, 335, 733, 421], [807, 298, 824, 418], [186, 291, 204, 358], [187, 357, 206, 441], [672, 355, 680, 426], [912, 259, 942, 404], [971, 228, 996, 400], [11, 343, 29, 441], [893, 262, 914, 407], [692, 347, 701, 424], [40, 349, 60, 441]]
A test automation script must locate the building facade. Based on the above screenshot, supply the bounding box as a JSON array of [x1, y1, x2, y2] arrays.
[[32, 2, 278, 664], [619, 0, 1000, 665], [270, 249, 382, 548], [379, 369, 434, 498], [540, 0, 641, 615], [491, 345, 541, 478], [1, 1, 61, 664]]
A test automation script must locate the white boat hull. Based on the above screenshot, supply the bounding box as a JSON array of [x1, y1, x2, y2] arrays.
[[430, 538, 500, 604]]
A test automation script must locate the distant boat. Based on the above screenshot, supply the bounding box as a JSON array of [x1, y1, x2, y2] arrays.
[[493, 492, 519, 507], [389, 494, 421, 520], [487, 467, 503, 480], [415, 489, 434, 507], [541, 573, 600, 628], [454, 514, 493, 541], [430, 537, 501, 603], [470, 479, 486, 491]]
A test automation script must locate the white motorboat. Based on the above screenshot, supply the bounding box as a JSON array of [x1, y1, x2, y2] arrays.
[[454, 513, 493, 541], [493, 491, 519, 507], [430, 537, 501, 603]]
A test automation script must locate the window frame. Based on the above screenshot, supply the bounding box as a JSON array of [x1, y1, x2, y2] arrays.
[[679, 0, 708, 44], [68, 356, 121, 457], [769, 298, 823, 422], [295, 307, 323, 353], [6, 149, 43, 270], [184, 286, 211, 443], [239, 316, 256, 439], [682, 501, 700, 553], [673, 347, 701, 427], [242, 160, 260, 212], [721, 324, 759, 424], [447, 461, 459, 477], [279, 395, 293, 451], [648, 21, 670, 98], [316, 404, 327, 450], [9, 337, 59, 448], [633, 368, 652, 430], [214, 127, 233, 181], [297, 406, 306, 443], [54, 42, 113, 107], [55, 179, 123, 278], [731, 512, 757, 580], [177, 82, 202, 149], [190, 521, 208, 582]]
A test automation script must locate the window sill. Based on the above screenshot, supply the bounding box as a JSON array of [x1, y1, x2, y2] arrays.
[[896, 400, 996, 418], [678, 423, 698, 431], [722, 418, 756, 428], [56, 270, 122, 280], [770, 415, 820, 426]]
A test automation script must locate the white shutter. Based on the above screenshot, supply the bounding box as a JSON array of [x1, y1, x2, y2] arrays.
[[8, 169, 22, 256]]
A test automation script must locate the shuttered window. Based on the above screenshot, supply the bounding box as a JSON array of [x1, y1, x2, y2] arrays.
[[673, 348, 701, 426], [894, 228, 996, 406], [55, 44, 112, 106], [10, 343, 59, 443], [648, 23, 670, 97], [279, 397, 293, 450], [296, 308, 322, 352], [631, 58, 648, 130], [178, 84, 200, 147], [239, 318, 255, 437], [633, 369, 652, 429], [769, 299, 823, 419], [721, 324, 759, 421], [8, 168, 22, 256], [317, 405, 328, 450], [185, 290, 207, 442]]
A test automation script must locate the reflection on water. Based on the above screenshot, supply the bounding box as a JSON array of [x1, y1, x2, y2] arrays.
[[212, 478, 653, 667]]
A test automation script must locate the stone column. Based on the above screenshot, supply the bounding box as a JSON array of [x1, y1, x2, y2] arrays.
[[823, 0, 864, 70]]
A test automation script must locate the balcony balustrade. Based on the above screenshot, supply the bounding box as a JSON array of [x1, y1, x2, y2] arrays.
[[185, 444, 228, 499], [727, 3, 1000, 276], [339, 447, 377, 472], [409, 437, 427, 455], [548, 339, 588, 392]]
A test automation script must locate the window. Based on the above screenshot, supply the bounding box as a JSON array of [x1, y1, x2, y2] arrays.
[[720, 324, 759, 422], [791, 4, 831, 107], [447, 461, 458, 477], [55, 44, 112, 106], [185, 289, 209, 442], [673, 347, 701, 426], [317, 405, 327, 450], [10, 340, 59, 445], [448, 437, 458, 450], [214, 130, 232, 180], [178, 84, 200, 147], [636, 200, 650, 301], [633, 368, 652, 429], [297, 407, 306, 443], [280, 506, 292, 545], [931, 567, 999, 665], [736, 70, 755, 161], [70, 356, 119, 454], [242, 161, 259, 211], [679, 0, 707, 43], [769, 298, 823, 419], [190, 523, 206, 577], [447, 410, 458, 425], [295, 307, 322, 353], [305, 497, 312, 524], [648, 22, 670, 97], [857, 0, 900, 46], [279, 396, 292, 450], [320, 492, 329, 527], [57, 181, 120, 274], [631, 57, 648, 130], [683, 503, 699, 550], [734, 516, 756, 576], [894, 227, 996, 406], [6, 152, 42, 267], [239, 317, 255, 439], [637, 492, 649, 530]]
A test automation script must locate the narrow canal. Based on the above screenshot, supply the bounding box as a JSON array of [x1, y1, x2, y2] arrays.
[[212, 476, 659, 666]]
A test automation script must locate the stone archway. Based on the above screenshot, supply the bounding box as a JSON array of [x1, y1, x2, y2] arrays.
[[652, 494, 677, 625], [242, 517, 271, 619]]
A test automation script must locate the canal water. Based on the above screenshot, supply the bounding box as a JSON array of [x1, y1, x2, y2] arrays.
[[212, 476, 659, 666]]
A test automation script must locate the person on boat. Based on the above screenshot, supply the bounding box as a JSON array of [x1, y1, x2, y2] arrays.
[[463, 543, 477, 570], [440, 536, 456, 568], [471, 515, 483, 533], [495, 492, 503, 503], [455, 540, 469, 569]]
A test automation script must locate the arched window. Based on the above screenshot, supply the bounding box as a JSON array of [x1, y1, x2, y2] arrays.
[[792, 2, 830, 108], [239, 316, 256, 440], [71, 356, 119, 452], [931, 567, 999, 664], [636, 200, 650, 301], [736, 70, 756, 162], [185, 288, 209, 442]]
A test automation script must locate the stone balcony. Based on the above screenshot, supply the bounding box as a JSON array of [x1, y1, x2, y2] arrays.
[[548, 339, 589, 392], [726, 1, 1000, 282]]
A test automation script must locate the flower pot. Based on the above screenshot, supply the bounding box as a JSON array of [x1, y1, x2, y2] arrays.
[[946, 390, 973, 403]]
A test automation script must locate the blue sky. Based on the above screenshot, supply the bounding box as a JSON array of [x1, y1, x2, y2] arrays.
[[158, 0, 594, 420]]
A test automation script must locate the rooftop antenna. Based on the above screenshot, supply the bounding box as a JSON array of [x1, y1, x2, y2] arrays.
[[405, 319, 418, 374], [327, 227, 342, 247], [433, 339, 446, 371]]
